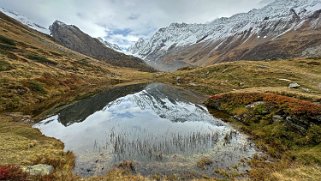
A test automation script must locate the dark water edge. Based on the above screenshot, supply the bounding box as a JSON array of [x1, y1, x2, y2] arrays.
[[34, 83, 259, 178]]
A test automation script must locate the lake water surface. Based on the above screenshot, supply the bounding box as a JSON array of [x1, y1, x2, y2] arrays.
[[34, 83, 258, 177]]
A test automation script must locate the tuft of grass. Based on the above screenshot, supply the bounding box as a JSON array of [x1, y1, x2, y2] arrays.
[[0, 35, 16, 46], [0, 60, 13, 71], [27, 54, 58, 66], [196, 157, 213, 169], [28, 80, 47, 94]]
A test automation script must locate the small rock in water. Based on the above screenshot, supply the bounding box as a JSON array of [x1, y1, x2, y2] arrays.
[[176, 76, 182, 84], [289, 82, 300, 89], [22, 164, 54, 176]]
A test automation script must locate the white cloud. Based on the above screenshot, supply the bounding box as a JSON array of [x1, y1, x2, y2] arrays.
[[0, 0, 269, 49]]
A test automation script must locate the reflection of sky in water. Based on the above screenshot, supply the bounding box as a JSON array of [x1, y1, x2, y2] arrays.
[[34, 83, 257, 176]]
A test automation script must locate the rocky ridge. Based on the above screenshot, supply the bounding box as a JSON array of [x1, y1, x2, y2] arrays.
[[130, 0, 321, 70]]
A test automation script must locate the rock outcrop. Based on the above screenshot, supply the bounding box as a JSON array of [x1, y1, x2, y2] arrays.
[[50, 21, 155, 72]]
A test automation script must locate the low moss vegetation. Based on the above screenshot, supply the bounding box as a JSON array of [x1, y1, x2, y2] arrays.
[[26, 53, 58, 66], [28, 80, 47, 94], [0, 60, 13, 71], [196, 157, 213, 169], [0, 35, 16, 46], [0, 35, 17, 54]]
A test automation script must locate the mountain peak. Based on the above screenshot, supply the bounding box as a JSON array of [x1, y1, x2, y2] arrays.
[[129, 0, 321, 71]]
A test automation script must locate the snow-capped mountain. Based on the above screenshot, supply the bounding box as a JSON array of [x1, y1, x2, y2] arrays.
[[97, 37, 123, 52], [0, 8, 49, 34], [130, 0, 321, 70]]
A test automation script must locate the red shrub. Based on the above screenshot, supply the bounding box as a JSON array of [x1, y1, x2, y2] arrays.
[[0, 165, 27, 181], [209, 92, 321, 116], [210, 93, 263, 105], [263, 93, 321, 115]]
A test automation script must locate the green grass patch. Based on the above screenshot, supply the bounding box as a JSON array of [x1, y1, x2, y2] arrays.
[[28, 80, 47, 94], [0, 35, 16, 46], [26, 54, 58, 66], [0, 60, 13, 71]]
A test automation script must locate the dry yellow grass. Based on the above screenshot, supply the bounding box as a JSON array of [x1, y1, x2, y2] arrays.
[[270, 165, 321, 181], [158, 59, 321, 100]]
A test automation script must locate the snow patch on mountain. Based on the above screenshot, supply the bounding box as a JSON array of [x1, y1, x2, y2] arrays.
[[129, 0, 321, 59], [97, 37, 122, 52], [1, 8, 49, 34]]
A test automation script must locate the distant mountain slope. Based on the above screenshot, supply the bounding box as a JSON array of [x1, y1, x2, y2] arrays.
[[50, 21, 155, 72], [130, 0, 321, 70]]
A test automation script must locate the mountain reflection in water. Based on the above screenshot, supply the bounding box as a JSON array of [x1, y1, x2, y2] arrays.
[[35, 83, 257, 177]]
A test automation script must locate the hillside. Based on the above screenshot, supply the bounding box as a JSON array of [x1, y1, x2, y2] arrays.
[[49, 21, 155, 72], [0, 11, 152, 114], [130, 0, 321, 70]]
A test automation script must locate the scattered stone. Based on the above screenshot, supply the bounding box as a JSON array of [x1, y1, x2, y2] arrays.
[[302, 88, 311, 93], [189, 82, 197, 86], [21, 164, 54, 176], [246, 101, 265, 108], [278, 78, 292, 82], [289, 82, 300, 89], [285, 116, 308, 134], [176, 76, 182, 84], [238, 82, 245, 86], [272, 115, 283, 122], [257, 65, 269, 69]]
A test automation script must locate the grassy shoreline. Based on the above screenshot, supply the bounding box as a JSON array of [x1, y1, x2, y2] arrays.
[[0, 79, 153, 180]]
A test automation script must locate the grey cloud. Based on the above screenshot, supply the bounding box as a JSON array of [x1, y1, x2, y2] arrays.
[[0, 0, 269, 49]]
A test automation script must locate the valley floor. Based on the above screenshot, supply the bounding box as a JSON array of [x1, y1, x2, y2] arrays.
[[2, 57, 321, 180]]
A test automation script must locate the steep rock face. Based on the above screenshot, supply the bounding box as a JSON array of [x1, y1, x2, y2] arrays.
[[130, 0, 321, 70], [50, 21, 155, 72]]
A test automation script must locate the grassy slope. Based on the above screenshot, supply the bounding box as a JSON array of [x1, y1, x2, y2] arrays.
[[157, 59, 321, 99], [0, 17, 152, 114]]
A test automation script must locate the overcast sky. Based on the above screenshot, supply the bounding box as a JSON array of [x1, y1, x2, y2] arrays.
[[0, 0, 270, 49]]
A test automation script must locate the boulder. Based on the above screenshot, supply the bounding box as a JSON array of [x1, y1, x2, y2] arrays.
[[246, 101, 265, 108], [272, 115, 283, 122], [22, 164, 54, 176], [289, 82, 300, 89]]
